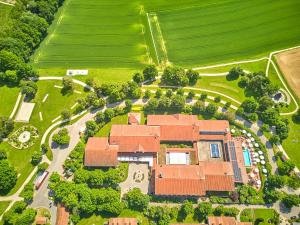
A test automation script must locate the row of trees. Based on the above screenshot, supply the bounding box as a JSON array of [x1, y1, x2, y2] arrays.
[[73, 163, 128, 188], [0, 151, 17, 194], [161, 67, 199, 86], [2, 201, 36, 225]]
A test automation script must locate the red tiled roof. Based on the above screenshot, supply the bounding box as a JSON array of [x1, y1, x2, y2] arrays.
[[84, 137, 119, 167], [208, 216, 251, 225], [110, 125, 160, 153], [159, 125, 199, 141], [147, 114, 198, 125], [36, 217, 47, 225], [154, 164, 235, 196], [128, 113, 141, 125], [56, 206, 69, 225], [197, 120, 230, 132], [108, 218, 138, 225]]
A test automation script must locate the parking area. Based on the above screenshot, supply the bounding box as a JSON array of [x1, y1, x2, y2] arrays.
[[119, 163, 150, 196]]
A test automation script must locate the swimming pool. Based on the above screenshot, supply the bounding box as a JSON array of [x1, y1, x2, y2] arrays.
[[243, 148, 252, 166]]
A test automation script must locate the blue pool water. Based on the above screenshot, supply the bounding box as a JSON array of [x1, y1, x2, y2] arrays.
[[243, 148, 252, 166]]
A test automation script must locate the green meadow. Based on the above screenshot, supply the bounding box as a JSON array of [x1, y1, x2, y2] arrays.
[[157, 0, 300, 67]]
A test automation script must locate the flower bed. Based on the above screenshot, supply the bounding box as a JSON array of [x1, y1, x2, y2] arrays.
[[8, 126, 39, 149]]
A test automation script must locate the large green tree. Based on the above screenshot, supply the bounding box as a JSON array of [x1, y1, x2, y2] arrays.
[[0, 160, 17, 194]]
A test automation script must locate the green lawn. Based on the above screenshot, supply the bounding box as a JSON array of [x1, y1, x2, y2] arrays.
[[0, 80, 87, 196], [95, 114, 128, 137], [0, 3, 12, 32], [31, 0, 150, 81], [0, 83, 19, 117], [240, 208, 279, 225], [77, 209, 150, 225], [157, 0, 300, 67], [282, 116, 300, 167], [0, 201, 10, 216]]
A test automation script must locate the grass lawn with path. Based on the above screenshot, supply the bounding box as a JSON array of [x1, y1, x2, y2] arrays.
[[240, 208, 279, 225], [0, 80, 88, 195], [0, 83, 20, 117], [0, 201, 10, 215]]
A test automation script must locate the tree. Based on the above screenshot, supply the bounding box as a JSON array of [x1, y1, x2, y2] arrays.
[[20, 80, 38, 99], [0, 50, 23, 72], [0, 117, 14, 139], [227, 67, 244, 80], [267, 175, 285, 189], [31, 151, 42, 165], [62, 76, 74, 92], [241, 99, 258, 113], [259, 124, 269, 133], [5, 70, 18, 83], [264, 189, 280, 204], [143, 65, 158, 81], [186, 69, 199, 85], [85, 120, 98, 137], [133, 72, 144, 84], [123, 188, 150, 211], [281, 194, 300, 209], [143, 89, 151, 99], [178, 200, 193, 221], [95, 111, 105, 124], [200, 93, 207, 101], [61, 110, 71, 120], [171, 95, 186, 111], [155, 88, 163, 98], [214, 96, 221, 103], [0, 150, 7, 160], [258, 96, 274, 111], [166, 89, 173, 97], [195, 202, 212, 221], [158, 96, 171, 109], [187, 91, 195, 99], [162, 66, 188, 86], [85, 78, 96, 88], [0, 160, 17, 194], [224, 102, 231, 110], [192, 100, 205, 114], [269, 135, 280, 145], [278, 160, 295, 175], [205, 103, 218, 115], [104, 108, 115, 122], [275, 120, 289, 141], [260, 108, 279, 126], [15, 208, 36, 225], [144, 98, 158, 112], [52, 128, 70, 145]]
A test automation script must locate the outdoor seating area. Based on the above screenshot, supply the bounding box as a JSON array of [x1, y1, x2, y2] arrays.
[[231, 129, 269, 189]]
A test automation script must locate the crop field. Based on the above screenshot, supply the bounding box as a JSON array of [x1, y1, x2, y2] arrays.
[[156, 0, 300, 67], [276, 48, 300, 99], [31, 0, 150, 72]]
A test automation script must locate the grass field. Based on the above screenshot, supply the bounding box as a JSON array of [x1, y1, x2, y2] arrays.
[[0, 83, 19, 117], [157, 0, 300, 67], [0, 201, 10, 216], [240, 208, 278, 225], [31, 0, 150, 79], [0, 3, 12, 32]]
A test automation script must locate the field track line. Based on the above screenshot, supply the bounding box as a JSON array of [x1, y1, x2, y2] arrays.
[[0, 1, 14, 6], [9, 92, 22, 119], [192, 57, 268, 70], [146, 13, 160, 64]]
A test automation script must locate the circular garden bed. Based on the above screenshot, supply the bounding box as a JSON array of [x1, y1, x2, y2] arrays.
[[8, 125, 39, 149]]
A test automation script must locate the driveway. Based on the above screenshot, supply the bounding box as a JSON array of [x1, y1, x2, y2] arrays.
[[119, 163, 150, 196]]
